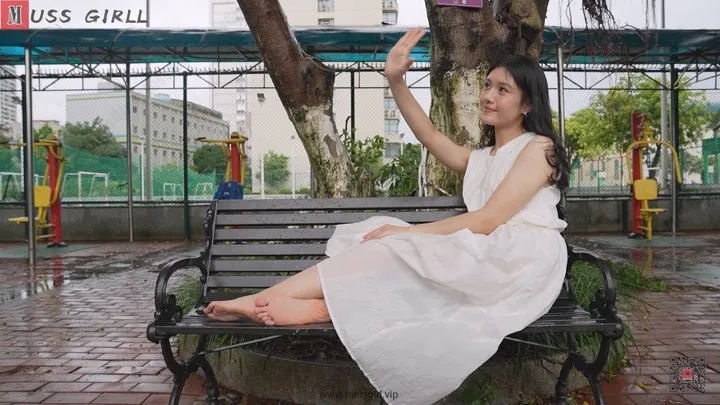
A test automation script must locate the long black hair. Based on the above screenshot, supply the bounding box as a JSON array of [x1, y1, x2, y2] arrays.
[[480, 55, 570, 193]]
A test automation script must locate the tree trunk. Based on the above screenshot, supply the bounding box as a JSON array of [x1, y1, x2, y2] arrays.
[[423, 0, 549, 196], [236, 0, 353, 198]]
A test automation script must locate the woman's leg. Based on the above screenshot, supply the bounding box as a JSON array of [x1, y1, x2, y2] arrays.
[[203, 265, 324, 322], [255, 297, 330, 326], [257, 265, 324, 300]]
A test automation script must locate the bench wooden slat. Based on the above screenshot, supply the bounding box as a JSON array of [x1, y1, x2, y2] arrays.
[[216, 196, 465, 211], [206, 276, 288, 288], [211, 259, 321, 272], [155, 311, 618, 337], [212, 244, 326, 257], [202, 285, 587, 309], [215, 228, 336, 241], [215, 211, 461, 226], [204, 291, 254, 302]]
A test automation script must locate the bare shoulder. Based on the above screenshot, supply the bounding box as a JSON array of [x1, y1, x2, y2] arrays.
[[513, 135, 555, 183], [528, 135, 553, 149], [519, 135, 553, 159]]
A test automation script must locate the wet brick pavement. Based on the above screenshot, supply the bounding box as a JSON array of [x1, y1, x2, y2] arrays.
[[567, 234, 720, 405], [0, 242, 208, 405], [0, 235, 718, 405]]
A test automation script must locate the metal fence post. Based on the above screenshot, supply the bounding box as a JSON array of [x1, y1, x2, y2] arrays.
[[126, 61, 134, 242], [23, 46, 36, 265], [670, 65, 680, 235], [183, 72, 190, 240]]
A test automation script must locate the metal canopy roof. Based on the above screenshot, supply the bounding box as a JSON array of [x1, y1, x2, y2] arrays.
[[0, 26, 719, 67]]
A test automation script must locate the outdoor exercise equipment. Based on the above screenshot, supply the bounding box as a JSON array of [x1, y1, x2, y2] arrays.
[[625, 112, 682, 241], [6, 134, 67, 247], [196, 132, 248, 200]]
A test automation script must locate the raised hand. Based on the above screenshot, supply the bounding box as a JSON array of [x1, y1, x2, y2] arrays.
[[384, 27, 425, 81]]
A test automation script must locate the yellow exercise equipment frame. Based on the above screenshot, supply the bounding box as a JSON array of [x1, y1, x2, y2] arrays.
[[5, 135, 65, 241], [624, 131, 682, 241]]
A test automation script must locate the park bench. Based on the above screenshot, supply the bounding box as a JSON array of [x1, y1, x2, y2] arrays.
[[146, 196, 624, 405]]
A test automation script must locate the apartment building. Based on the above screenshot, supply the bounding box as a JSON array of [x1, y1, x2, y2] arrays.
[[0, 67, 18, 129], [66, 86, 229, 167]]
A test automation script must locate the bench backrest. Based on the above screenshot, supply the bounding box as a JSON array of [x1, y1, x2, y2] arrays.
[[200, 197, 574, 306]]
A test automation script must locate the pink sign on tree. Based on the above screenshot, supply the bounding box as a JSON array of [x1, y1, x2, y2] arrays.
[[437, 0, 483, 8]]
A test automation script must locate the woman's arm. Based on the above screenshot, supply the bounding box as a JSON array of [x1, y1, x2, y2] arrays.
[[389, 77, 471, 173], [411, 137, 555, 235], [384, 28, 471, 173]]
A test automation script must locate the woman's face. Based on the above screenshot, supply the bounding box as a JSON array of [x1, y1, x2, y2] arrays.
[[479, 67, 528, 128]]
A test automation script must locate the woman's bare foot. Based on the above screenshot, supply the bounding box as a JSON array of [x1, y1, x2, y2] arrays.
[[203, 294, 266, 323], [253, 296, 330, 326]]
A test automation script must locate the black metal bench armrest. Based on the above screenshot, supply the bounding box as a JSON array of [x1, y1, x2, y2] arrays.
[[568, 245, 623, 339], [147, 256, 205, 343], [154, 256, 205, 312]]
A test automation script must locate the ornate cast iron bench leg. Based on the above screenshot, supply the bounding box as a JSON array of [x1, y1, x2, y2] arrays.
[[161, 335, 220, 405]]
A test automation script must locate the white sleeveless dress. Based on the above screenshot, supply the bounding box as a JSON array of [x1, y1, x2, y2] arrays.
[[317, 132, 569, 405]]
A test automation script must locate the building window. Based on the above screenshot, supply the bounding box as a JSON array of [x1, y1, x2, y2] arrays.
[[133, 126, 138, 134], [162, 114, 167, 121], [153, 112, 157, 119], [385, 142, 401, 159], [163, 132, 167, 139], [153, 130, 158, 137], [132, 106, 137, 113], [384, 119, 399, 134], [318, 18, 334, 26], [318, 0, 333, 12], [171, 117, 175, 123], [163, 150, 167, 157], [384, 98, 397, 109], [383, 11, 397, 25]]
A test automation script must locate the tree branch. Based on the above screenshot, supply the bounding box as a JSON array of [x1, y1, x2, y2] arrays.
[[235, 0, 334, 108]]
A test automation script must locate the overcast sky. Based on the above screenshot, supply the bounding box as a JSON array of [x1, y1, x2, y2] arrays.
[[150, 0, 719, 29], [27, 0, 720, 140]]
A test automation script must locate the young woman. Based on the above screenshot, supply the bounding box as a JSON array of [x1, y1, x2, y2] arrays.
[[204, 27, 570, 405]]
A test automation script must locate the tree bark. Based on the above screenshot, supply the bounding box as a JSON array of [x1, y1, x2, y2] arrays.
[[236, 0, 353, 198], [423, 0, 549, 196]]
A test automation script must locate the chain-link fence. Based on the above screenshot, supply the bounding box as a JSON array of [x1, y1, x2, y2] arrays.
[[2, 61, 719, 242]]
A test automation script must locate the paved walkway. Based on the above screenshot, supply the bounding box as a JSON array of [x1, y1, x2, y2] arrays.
[[0, 242, 208, 405], [567, 234, 720, 405], [0, 234, 717, 405]]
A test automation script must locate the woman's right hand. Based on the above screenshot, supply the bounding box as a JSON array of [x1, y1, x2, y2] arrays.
[[384, 27, 425, 82]]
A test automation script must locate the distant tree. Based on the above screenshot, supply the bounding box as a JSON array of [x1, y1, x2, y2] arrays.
[[565, 75, 712, 178], [34, 123, 55, 141], [384, 143, 422, 197], [192, 144, 227, 176], [61, 117, 126, 158], [258, 151, 290, 191], [0, 134, 20, 173]]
